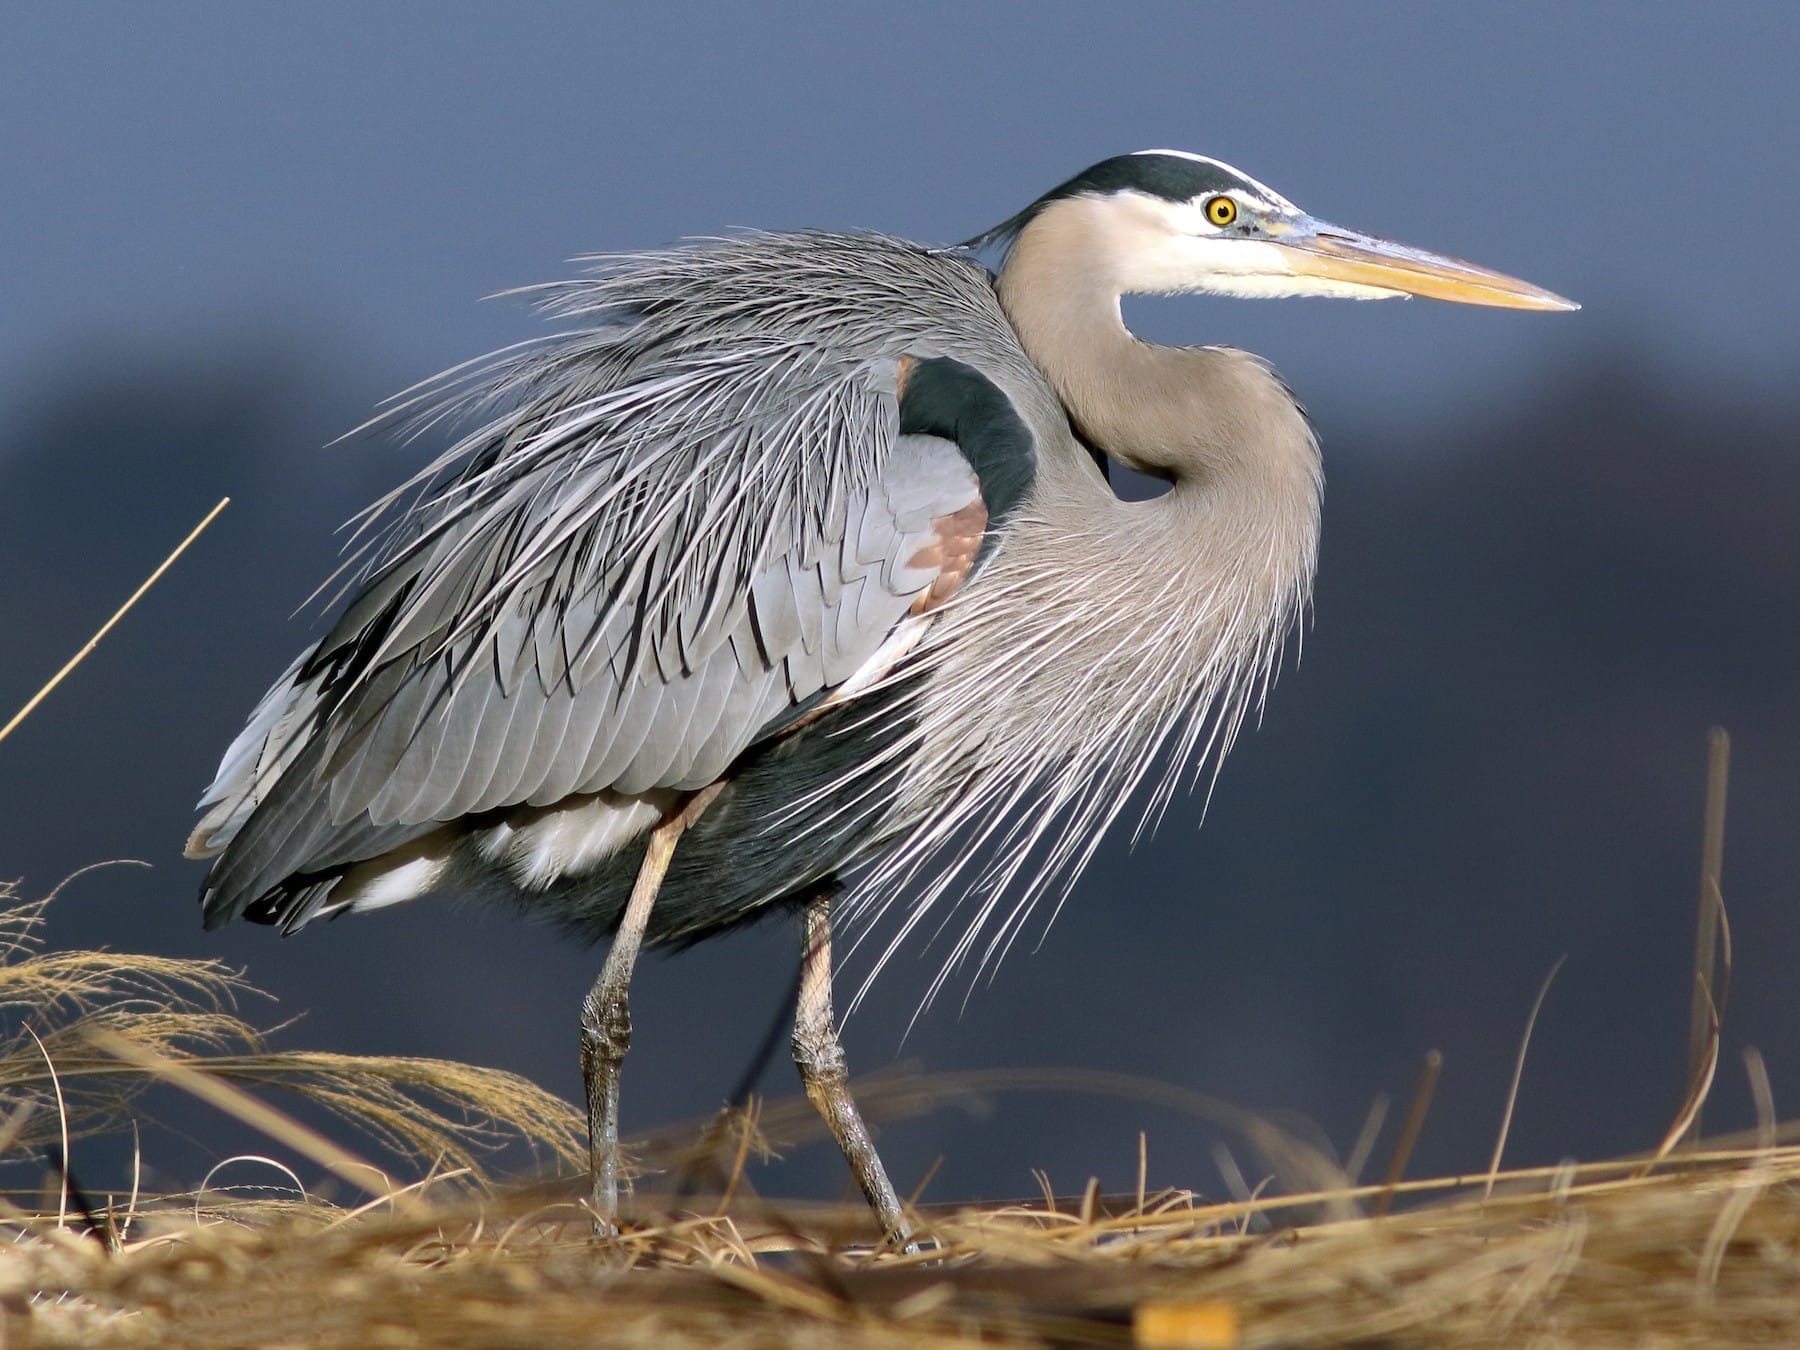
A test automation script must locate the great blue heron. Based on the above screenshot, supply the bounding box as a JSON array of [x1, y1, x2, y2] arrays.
[[189, 150, 1573, 1245]]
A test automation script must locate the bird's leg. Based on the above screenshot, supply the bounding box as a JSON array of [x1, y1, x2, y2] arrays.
[[792, 890, 915, 1248], [580, 783, 721, 1234]]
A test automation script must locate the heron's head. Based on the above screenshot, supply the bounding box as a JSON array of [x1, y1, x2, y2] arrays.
[[977, 150, 1576, 311]]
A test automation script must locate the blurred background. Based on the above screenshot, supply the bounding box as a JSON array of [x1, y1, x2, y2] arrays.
[[3, 3, 1798, 1205]]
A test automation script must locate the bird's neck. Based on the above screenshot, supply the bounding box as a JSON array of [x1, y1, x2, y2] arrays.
[[991, 202, 1323, 680], [995, 202, 1323, 521]]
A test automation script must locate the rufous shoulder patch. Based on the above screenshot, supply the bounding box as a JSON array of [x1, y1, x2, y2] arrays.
[[907, 498, 988, 614]]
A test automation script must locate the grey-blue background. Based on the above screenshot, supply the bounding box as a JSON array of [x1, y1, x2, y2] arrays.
[[4, 3, 1798, 1203]]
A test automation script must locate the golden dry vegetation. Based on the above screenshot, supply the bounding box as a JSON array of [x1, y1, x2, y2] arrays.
[[0, 871, 1797, 1349]]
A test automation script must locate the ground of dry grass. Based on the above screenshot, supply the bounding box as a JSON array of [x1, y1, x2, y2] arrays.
[[8, 1121, 1800, 1346], [1, 875, 1797, 1348]]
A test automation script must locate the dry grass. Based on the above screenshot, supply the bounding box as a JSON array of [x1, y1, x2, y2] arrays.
[[0, 879, 1797, 1346], [0, 874, 584, 1185], [7, 1104, 1800, 1347]]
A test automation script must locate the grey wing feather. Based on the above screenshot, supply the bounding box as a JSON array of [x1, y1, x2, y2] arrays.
[[515, 682, 583, 809], [748, 576, 799, 666], [392, 655, 499, 821], [457, 654, 541, 815], [195, 234, 1017, 926], [186, 644, 321, 857]]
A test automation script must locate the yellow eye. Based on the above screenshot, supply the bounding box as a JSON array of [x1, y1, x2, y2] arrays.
[[1204, 195, 1238, 227]]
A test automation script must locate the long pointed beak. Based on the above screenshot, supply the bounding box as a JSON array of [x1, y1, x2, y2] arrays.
[[1278, 216, 1579, 311]]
